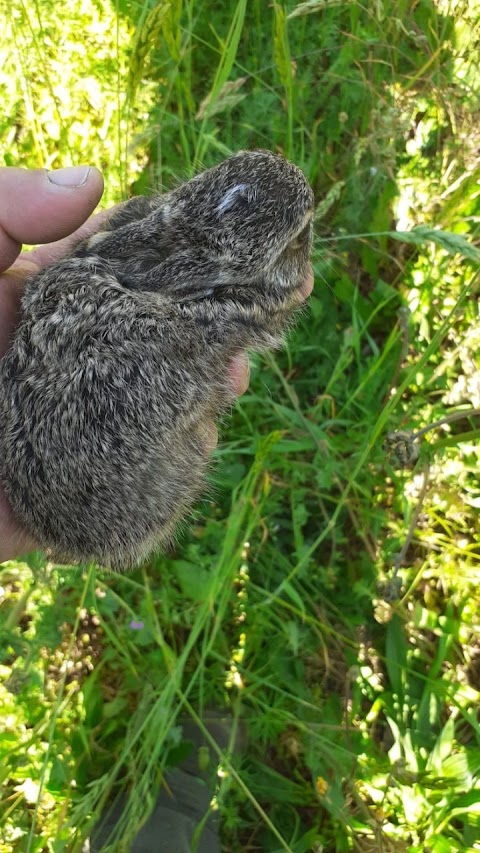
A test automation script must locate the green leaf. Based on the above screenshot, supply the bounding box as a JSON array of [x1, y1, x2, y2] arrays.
[[290, 827, 324, 853], [427, 836, 458, 853], [195, 0, 247, 160], [387, 226, 480, 265], [250, 763, 310, 804], [441, 751, 471, 785], [284, 620, 300, 654], [47, 754, 70, 795], [427, 717, 455, 774], [174, 560, 212, 602], [447, 790, 480, 826], [385, 614, 407, 698], [282, 580, 306, 614], [82, 676, 104, 728]]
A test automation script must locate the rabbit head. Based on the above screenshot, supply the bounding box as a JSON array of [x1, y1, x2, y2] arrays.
[[159, 149, 314, 298], [88, 150, 314, 308]]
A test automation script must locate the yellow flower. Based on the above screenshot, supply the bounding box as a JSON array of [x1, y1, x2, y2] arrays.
[[315, 776, 329, 797]]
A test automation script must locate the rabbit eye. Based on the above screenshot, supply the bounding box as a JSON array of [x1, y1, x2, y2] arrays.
[[288, 220, 312, 250]]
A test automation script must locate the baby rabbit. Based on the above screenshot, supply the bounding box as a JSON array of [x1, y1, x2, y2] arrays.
[[0, 150, 314, 570]]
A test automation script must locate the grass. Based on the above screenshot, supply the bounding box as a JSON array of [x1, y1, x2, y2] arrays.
[[1, 0, 480, 850]]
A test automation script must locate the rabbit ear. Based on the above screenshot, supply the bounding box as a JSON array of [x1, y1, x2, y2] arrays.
[[75, 203, 170, 261], [103, 196, 157, 230], [128, 251, 226, 300]]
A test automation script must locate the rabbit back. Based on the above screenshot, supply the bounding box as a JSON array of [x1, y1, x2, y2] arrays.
[[0, 259, 223, 568]]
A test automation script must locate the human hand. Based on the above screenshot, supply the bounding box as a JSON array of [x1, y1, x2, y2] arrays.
[[0, 165, 253, 563]]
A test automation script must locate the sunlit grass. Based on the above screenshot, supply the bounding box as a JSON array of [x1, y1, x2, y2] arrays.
[[1, 0, 479, 851]]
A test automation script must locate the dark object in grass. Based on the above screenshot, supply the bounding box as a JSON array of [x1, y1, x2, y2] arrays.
[[383, 430, 420, 468], [0, 150, 314, 569], [90, 712, 243, 852]]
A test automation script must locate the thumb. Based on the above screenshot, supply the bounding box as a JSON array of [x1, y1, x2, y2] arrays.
[[0, 166, 104, 271]]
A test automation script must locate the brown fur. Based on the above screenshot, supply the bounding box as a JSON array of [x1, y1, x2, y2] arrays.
[[0, 150, 314, 569]]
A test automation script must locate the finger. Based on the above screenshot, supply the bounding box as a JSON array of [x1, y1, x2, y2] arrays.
[[0, 488, 36, 563], [300, 266, 314, 299], [228, 351, 250, 396], [0, 166, 104, 272], [0, 265, 39, 358]]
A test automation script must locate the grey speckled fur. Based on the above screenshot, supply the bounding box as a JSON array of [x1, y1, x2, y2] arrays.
[[0, 150, 314, 569]]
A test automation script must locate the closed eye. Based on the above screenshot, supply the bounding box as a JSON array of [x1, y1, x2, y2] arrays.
[[288, 219, 312, 250]]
